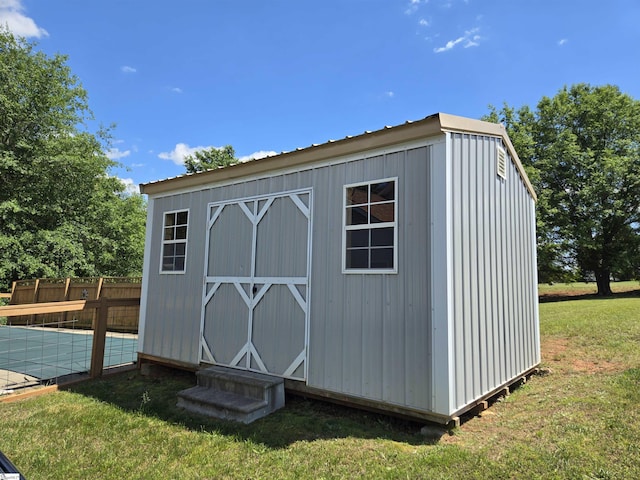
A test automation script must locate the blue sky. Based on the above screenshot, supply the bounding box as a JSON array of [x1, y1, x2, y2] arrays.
[[2, 1, 639, 193]]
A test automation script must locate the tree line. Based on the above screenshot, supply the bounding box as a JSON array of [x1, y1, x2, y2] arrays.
[[2, 28, 639, 296], [0, 28, 146, 291]]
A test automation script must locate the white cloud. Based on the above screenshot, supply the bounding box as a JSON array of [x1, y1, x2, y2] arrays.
[[558, 38, 568, 46], [121, 65, 137, 74], [118, 177, 140, 195], [405, 0, 427, 15], [0, 0, 48, 38], [170, 87, 183, 94], [158, 143, 214, 165], [105, 147, 131, 160], [464, 35, 481, 48], [238, 150, 277, 163], [434, 36, 464, 52], [434, 27, 481, 53], [385, 91, 395, 98], [419, 18, 429, 27], [160, 144, 279, 166]]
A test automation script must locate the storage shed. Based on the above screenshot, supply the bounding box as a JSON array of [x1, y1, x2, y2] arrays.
[[138, 113, 540, 425]]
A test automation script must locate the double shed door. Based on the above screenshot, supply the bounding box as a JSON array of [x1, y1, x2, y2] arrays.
[[200, 189, 312, 381]]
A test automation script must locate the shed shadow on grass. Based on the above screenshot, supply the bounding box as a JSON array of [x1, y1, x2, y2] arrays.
[[64, 367, 442, 449], [539, 288, 640, 303]]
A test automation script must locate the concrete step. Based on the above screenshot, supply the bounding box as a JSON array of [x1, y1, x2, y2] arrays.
[[196, 366, 283, 401], [177, 366, 285, 424]]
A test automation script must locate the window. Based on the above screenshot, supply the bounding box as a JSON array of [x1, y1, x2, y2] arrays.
[[343, 178, 397, 273], [161, 210, 189, 273]]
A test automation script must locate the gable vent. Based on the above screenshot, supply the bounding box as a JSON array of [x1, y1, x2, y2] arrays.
[[496, 145, 507, 179]]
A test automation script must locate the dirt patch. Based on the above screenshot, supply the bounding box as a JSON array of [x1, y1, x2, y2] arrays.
[[542, 337, 623, 374], [570, 358, 621, 373], [542, 337, 568, 359]]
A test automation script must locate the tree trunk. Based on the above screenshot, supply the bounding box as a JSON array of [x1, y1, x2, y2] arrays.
[[595, 269, 612, 296]]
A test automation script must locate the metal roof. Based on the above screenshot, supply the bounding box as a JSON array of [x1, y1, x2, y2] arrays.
[[140, 112, 536, 200]]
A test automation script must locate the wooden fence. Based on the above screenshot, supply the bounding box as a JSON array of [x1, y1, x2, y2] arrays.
[[0, 297, 140, 378], [4, 277, 141, 333]]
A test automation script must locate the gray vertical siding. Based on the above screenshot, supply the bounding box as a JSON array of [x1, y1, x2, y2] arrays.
[[307, 146, 433, 410], [142, 192, 208, 364], [254, 195, 309, 278], [142, 142, 436, 411], [208, 203, 253, 277], [204, 283, 248, 364], [448, 133, 539, 413]]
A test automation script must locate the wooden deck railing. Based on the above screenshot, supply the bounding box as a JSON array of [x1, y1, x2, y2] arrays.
[[0, 297, 140, 378]]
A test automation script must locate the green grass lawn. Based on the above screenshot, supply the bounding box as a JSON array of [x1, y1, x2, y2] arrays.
[[2, 293, 640, 479]]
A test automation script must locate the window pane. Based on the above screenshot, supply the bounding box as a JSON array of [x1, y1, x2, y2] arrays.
[[346, 185, 368, 206], [164, 213, 176, 227], [370, 248, 394, 268], [176, 211, 188, 225], [175, 226, 188, 240], [370, 181, 394, 202], [346, 206, 368, 225], [369, 203, 394, 223], [174, 256, 185, 271], [175, 243, 186, 255], [371, 227, 394, 246], [162, 257, 174, 271], [164, 227, 174, 241], [163, 244, 176, 257], [346, 249, 368, 269], [347, 229, 369, 248]]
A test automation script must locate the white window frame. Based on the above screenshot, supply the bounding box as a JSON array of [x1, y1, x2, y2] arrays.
[[160, 208, 190, 274], [342, 177, 398, 274]]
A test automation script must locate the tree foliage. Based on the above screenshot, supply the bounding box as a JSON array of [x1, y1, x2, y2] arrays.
[[486, 84, 640, 294], [0, 28, 146, 290], [184, 145, 238, 173]]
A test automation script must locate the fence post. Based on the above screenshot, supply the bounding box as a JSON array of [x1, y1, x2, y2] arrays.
[[90, 297, 108, 378], [96, 277, 104, 300], [62, 277, 71, 325], [30, 279, 41, 325]]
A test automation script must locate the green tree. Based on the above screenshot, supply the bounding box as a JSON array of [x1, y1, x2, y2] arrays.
[[184, 145, 238, 173], [78, 176, 147, 277], [0, 28, 146, 290], [486, 84, 640, 295]]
